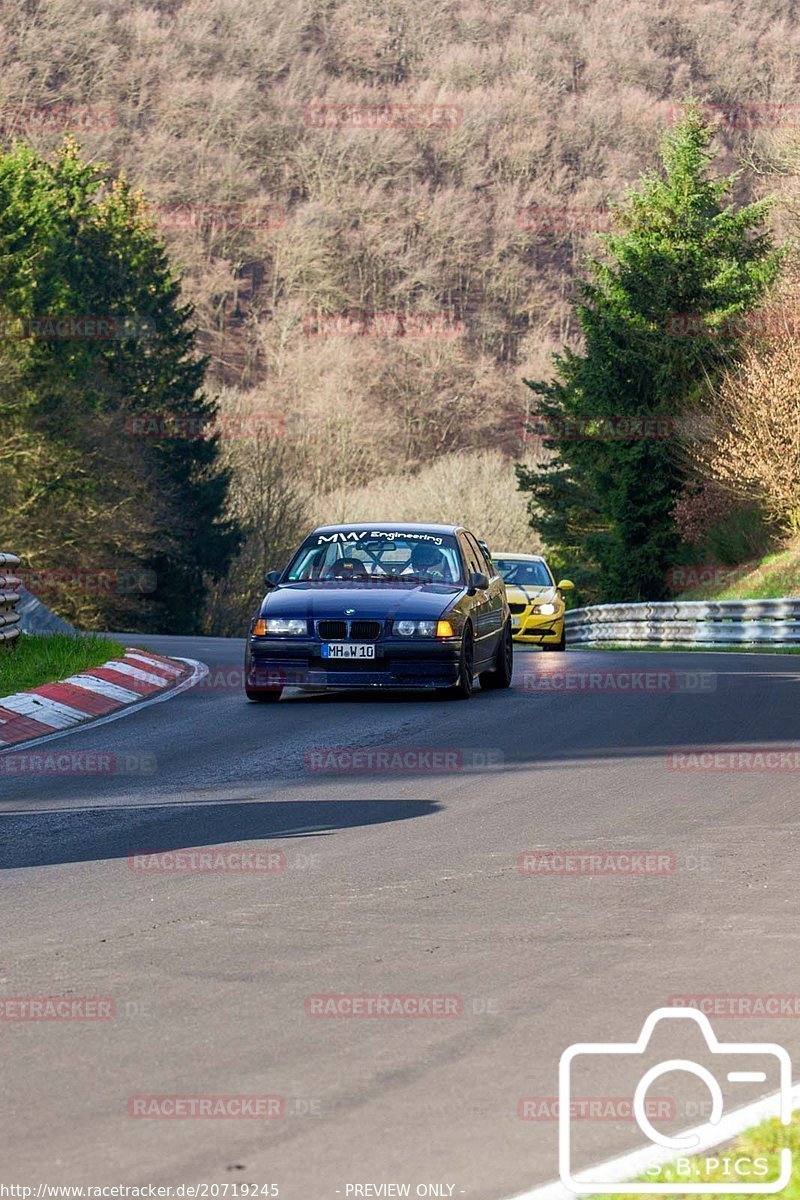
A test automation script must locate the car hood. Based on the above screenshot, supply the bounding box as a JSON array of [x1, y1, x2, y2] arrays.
[[506, 584, 558, 606], [260, 581, 463, 620]]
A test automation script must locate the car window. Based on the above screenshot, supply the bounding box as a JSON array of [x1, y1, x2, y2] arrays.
[[494, 558, 554, 587], [284, 531, 465, 584], [469, 534, 495, 577], [459, 533, 484, 578]]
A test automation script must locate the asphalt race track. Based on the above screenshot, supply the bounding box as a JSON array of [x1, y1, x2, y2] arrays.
[[2, 638, 799, 1198]]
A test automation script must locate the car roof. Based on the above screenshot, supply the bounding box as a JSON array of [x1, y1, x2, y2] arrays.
[[491, 551, 548, 562], [310, 522, 463, 535]]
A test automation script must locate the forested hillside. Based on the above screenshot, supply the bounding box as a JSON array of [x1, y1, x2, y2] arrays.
[[2, 0, 800, 629]]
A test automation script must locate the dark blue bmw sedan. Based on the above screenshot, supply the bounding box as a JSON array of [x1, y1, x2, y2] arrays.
[[244, 523, 512, 701]]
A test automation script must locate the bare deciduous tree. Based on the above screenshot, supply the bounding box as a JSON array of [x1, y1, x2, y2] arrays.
[[314, 449, 545, 551], [688, 339, 800, 532]]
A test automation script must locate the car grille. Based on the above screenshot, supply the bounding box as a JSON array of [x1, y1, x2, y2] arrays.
[[316, 619, 383, 641], [317, 620, 347, 640], [508, 603, 527, 614], [350, 620, 382, 640]]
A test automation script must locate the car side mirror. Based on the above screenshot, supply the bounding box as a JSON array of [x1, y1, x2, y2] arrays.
[[264, 570, 281, 589], [468, 570, 489, 594], [557, 579, 575, 591]]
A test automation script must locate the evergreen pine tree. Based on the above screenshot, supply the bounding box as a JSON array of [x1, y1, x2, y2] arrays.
[[517, 107, 780, 601]]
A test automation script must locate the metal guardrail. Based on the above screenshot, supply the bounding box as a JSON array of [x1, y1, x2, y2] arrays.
[[0, 552, 22, 646], [565, 599, 800, 647], [0, 553, 76, 641]]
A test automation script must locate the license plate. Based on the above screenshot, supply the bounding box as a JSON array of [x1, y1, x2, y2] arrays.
[[511, 617, 522, 628], [321, 643, 376, 659]]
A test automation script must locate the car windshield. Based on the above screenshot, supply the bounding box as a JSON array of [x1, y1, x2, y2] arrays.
[[494, 558, 553, 587], [284, 531, 464, 584]]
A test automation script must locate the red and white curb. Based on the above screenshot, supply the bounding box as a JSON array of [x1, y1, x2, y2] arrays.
[[0, 649, 207, 751]]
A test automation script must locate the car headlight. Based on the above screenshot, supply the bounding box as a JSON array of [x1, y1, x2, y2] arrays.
[[393, 619, 454, 638], [256, 617, 307, 636], [535, 603, 557, 616], [394, 619, 437, 637]]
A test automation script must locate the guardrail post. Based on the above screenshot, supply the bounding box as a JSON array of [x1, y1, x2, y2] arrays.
[[0, 552, 22, 649]]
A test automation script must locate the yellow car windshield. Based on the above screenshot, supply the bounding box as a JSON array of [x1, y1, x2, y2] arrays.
[[495, 559, 553, 588]]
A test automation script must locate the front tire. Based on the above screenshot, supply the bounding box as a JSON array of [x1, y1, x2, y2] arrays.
[[246, 688, 283, 702], [542, 626, 566, 652], [443, 625, 475, 700], [244, 648, 285, 700], [480, 621, 513, 690]]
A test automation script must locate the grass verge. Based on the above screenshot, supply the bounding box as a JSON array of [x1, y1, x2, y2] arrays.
[[618, 1113, 799, 1200], [676, 539, 800, 601], [0, 633, 126, 695]]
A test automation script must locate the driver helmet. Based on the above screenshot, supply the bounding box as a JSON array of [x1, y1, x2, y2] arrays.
[[409, 543, 446, 575]]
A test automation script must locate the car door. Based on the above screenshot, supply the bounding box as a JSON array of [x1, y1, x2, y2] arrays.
[[466, 531, 506, 662], [458, 531, 494, 669]]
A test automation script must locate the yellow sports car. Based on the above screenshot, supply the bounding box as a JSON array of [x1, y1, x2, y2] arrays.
[[491, 552, 574, 650]]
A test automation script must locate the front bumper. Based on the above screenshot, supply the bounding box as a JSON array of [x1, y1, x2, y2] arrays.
[[510, 611, 564, 644], [247, 636, 462, 690]]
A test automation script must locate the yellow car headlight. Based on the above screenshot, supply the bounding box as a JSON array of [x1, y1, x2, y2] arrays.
[[535, 603, 557, 616]]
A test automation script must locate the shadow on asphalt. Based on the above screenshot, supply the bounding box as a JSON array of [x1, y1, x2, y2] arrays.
[[0, 798, 441, 870]]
